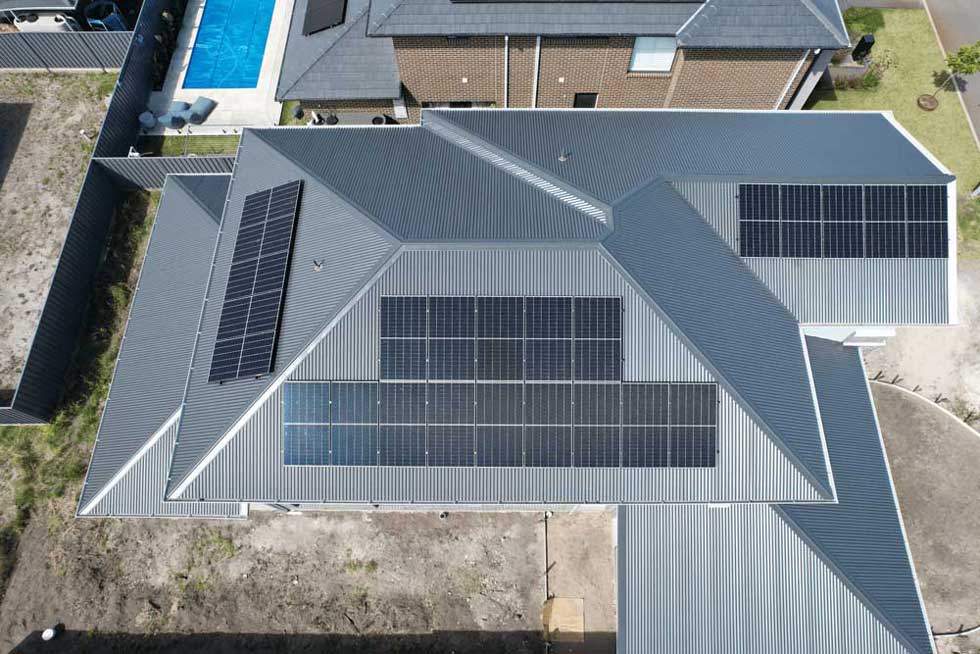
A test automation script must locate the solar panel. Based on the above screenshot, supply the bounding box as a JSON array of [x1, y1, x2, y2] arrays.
[[427, 426, 475, 466], [331, 425, 378, 465], [428, 339, 475, 380], [294, 298, 718, 469], [476, 426, 524, 466], [476, 339, 523, 380], [525, 426, 572, 467], [574, 426, 621, 467], [379, 425, 426, 466], [302, 0, 346, 35], [475, 383, 523, 424], [477, 296, 523, 338], [427, 383, 475, 424], [738, 183, 948, 260], [284, 425, 330, 465], [622, 426, 669, 467], [209, 180, 302, 382]]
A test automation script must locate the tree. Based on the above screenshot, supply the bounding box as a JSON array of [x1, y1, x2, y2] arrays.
[[919, 40, 980, 110]]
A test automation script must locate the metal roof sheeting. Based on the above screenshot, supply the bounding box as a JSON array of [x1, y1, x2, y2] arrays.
[[606, 179, 832, 496], [617, 504, 912, 654], [673, 180, 951, 325], [77, 175, 229, 512], [178, 247, 823, 504], [780, 337, 935, 654]]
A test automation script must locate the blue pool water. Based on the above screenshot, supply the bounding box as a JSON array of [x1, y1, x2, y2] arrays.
[[183, 0, 276, 89]]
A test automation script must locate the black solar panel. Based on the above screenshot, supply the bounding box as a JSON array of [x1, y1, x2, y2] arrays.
[[302, 0, 346, 35], [283, 297, 717, 469], [574, 426, 621, 467], [209, 180, 301, 382], [738, 183, 947, 260]]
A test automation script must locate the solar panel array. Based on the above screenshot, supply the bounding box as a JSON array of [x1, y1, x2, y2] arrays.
[[209, 181, 302, 383], [738, 184, 948, 259], [282, 296, 718, 468]]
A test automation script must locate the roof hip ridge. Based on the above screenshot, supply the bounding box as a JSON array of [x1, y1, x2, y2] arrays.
[[423, 111, 614, 229], [797, 0, 849, 47]]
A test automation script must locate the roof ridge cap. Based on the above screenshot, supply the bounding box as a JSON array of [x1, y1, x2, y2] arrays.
[[280, 4, 371, 99], [676, 0, 718, 44], [366, 0, 406, 34], [424, 111, 613, 230]]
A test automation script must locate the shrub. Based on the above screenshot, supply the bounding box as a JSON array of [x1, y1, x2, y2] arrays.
[[843, 7, 885, 38]]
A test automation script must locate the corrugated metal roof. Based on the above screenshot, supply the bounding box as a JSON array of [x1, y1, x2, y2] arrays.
[[77, 175, 241, 517], [0, 0, 74, 10], [678, 0, 848, 49], [616, 338, 933, 654], [166, 131, 401, 497], [779, 337, 934, 654], [606, 178, 832, 496], [277, 0, 402, 101], [367, 0, 700, 36], [251, 127, 608, 240], [163, 110, 951, 502], [431, 110, 953, 200]]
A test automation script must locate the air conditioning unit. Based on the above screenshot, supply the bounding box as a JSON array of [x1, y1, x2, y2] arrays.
[[14, 13, 81, 32]]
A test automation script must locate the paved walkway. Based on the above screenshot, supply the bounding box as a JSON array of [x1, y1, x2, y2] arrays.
[[924, 0, 980, 147]]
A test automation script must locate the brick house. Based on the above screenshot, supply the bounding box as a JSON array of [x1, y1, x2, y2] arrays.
[[275, 0, 849, 122]]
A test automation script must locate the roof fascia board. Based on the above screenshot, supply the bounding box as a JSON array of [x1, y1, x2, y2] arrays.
[[423, 111, 613, 227], [78, 408, 182, 516], [167, 248, 404, 500], [597, 241, 832, 500]]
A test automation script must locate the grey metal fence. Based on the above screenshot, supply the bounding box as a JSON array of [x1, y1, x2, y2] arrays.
[[0, 31, 132, 70], [97, 156, 236, 189]]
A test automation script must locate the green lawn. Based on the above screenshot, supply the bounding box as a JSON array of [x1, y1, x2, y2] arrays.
[[807, 8, 980, 255], [135, 134, 241, 157]]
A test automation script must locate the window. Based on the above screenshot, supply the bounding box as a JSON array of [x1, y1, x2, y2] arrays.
[[573, 93, 598, 108], [629, 37, 677, 73]]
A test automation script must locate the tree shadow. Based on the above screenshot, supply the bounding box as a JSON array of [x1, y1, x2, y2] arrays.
[[931, 70, 967, 93], [0, 103, 32, 194], [9, 628, 617, 654]]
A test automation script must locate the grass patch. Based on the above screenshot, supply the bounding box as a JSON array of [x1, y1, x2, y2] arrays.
[[343, 548, 378, 574], [808, 9, 980, 254], [135, 134, 241, 157], [192, 529, 236, 563], [278, 101, 305, 126], [0, 190, 158, 597]]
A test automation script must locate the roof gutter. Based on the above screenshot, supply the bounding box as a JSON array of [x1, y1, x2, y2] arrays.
[[531, 35, 541, 108]]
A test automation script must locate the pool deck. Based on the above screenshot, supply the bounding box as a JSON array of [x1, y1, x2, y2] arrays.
[[145, 0, 293, 135]]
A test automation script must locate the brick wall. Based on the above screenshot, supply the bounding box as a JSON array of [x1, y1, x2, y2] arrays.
[[394, 36, 505, 106], [507, 36, 536, 108], [667, 48, 807, 109], [389, 36, 811, 119]]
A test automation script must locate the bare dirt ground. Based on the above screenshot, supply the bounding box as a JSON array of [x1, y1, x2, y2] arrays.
[[864, 258, 980, 423], [873, 382, 980, 652], [0, 72, 115, 394], [0, 495, 616, 653]]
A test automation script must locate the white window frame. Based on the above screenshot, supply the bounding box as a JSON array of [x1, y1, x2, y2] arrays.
[[629, 36, 677, 73]]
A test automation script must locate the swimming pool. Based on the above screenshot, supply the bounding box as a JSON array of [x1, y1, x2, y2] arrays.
[[183, 0, 276, 89]]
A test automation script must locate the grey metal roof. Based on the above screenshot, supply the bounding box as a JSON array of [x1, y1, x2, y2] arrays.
[[161, 109, 952, 500], [617, 338, 932, 654], [780, 337, 934, 654], [77, 175, 238, 516], [366, 0, 701, 36], [678, 0, 849, 49], [277, 0, 401, 101], [606, 178, 831, 495], [432, 110, 954, 197]]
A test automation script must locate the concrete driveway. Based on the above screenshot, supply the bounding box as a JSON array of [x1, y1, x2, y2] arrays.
[[924, 0, 980, 147]]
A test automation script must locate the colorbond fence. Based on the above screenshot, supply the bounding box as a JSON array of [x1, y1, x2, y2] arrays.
[[0, 31, 131, 70], [97, 156, 236, 188]]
